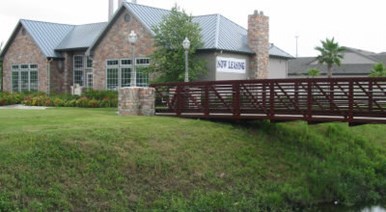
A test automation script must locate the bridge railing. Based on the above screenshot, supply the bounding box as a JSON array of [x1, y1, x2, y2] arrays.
[[151, 77, 386, 124]]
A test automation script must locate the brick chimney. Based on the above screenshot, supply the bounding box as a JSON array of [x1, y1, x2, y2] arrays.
[[248, 10, 269, 79]]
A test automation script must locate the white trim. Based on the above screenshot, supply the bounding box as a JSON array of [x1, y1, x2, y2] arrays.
[[105, 57, 150, 90], [10, 63, 39, 92]]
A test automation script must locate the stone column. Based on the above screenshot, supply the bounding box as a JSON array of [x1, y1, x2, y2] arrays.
[[119, 87, 155, 116], [248, 10, 269, 79]]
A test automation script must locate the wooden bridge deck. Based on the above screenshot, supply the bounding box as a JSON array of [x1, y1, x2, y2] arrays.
[[151, 77, 386, 125]]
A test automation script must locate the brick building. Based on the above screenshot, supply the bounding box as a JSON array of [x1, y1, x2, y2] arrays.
[[0, 1, 292, 94]]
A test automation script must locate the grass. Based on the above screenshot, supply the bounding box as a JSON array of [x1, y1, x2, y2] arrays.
[[0, 108, 385, 211]]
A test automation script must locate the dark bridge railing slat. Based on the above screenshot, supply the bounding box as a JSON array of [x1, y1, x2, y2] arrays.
[[151, 77, 386, 124]]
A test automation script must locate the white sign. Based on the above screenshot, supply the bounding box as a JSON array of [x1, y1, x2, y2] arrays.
[[216, 57, 246, 73]]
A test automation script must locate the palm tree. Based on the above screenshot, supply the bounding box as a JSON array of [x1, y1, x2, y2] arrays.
[[314, 38, 345, 78], [369, 63, 386, 77]]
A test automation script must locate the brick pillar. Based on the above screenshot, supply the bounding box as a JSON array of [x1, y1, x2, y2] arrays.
[[248, 10, 269, 79], [119, 87, 155, 116], [63, 52, 72, 93]]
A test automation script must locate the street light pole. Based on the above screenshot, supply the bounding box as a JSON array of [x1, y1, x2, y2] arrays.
[[182, 37, 190, 82], [128, 30, 138, 87]]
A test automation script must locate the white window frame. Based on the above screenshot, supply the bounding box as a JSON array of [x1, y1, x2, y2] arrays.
[[73, 55, 94, 88], [105, 57, 150, 90], [11, 64, 39, 92], [73, 55, 84, 86]]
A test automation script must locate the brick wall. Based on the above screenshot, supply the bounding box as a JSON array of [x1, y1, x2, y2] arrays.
[[2, 26, 48, 92], [49, 60, 66, 94], [92, 10, 155, 90], [248, 10, 269, 79]]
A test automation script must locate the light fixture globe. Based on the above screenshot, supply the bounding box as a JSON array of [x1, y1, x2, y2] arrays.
[[182, 37, 190, 50], [128, 30, 138, 44]]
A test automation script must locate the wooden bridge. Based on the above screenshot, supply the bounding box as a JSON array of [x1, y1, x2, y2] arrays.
[[151, 77, 386, 125]]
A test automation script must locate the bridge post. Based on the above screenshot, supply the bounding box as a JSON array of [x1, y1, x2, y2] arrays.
[[294, 82, 299, 107], [348, 80, 354, 123], [369, 80, 373, 111], [329, 80, 335, 111], [232, 82, 241, 119], [269, 81, 275, 120], [176, 85, 183, 116], [262, 82, 267, 116], [204, 84, 210, 118], [306, 80, 313, 122]]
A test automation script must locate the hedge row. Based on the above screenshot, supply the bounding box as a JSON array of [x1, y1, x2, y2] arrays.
[[0, 90, 118, 108]]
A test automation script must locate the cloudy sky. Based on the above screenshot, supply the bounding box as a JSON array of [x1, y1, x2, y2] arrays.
[[1, 0, 385, 57]]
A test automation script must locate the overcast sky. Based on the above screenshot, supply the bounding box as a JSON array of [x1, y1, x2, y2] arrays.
[[1, 0, 386, 57]]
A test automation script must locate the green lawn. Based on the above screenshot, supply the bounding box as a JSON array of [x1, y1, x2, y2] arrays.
[[0, 108, 385, 211]]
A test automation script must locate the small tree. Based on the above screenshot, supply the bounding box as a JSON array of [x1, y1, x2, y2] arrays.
[[369, 63, 386, 77], [307, 68, 320, 78], [314, 38, 345, 78], [150, 5, 206, 82]]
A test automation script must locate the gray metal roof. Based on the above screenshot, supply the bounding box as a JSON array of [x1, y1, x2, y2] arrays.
[[119, 2, 290, 55], [193, 14, 253, 53], [289, 60, 375, 76], [2, 2, 292, 59], [288, 50, 386, 76], [124, 2, 170, 35], [269, 44, 294, 58], [20, 19, 74, 58], [123, 2, 253, 54], [56, 22, 107, 50]]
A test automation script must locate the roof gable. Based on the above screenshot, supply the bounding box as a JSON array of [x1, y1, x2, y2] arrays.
[[124, 2, 170, 35], [20, 19, 74, 58], [1, 19, 74, 58], [87, 2, 262, 55], [56, 22, 107, 51]]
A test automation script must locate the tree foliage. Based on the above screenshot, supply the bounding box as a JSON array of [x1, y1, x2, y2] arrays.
[[314, 38, 345, 78], [307, 68, 320, 77], [369, 63, 386, 77], [150, 5, 206, 83]]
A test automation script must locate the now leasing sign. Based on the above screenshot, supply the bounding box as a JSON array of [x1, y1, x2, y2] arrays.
[[216, 57, 246, 73]]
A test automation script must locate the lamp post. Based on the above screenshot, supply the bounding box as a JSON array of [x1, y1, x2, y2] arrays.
[[128, 30, 138, 87], [182, 37, 190, 82]]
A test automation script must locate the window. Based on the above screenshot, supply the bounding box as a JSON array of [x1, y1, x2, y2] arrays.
[[11, 64, 38, 92], [12, 72, 19, 92], [86, 57, 93, 68], [106, 58, 150, 90], [136, 58, 150, 87], [85, 57, 93, 88], [73, 55, 94, 88], [73, 55, 84, 86]]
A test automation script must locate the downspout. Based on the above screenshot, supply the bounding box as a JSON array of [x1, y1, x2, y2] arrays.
[[46, 58, 53, 95]]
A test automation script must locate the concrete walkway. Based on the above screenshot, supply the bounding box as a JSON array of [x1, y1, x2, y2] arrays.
[[0, 104, 49, 110]]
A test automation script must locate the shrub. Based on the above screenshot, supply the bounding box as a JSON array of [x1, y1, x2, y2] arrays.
[[83, 89, 118, 101], [0, 92, 24, 105], [1, 90, 118, 108], [88, 99, 99, 108], [52, 98, 65, 107]]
